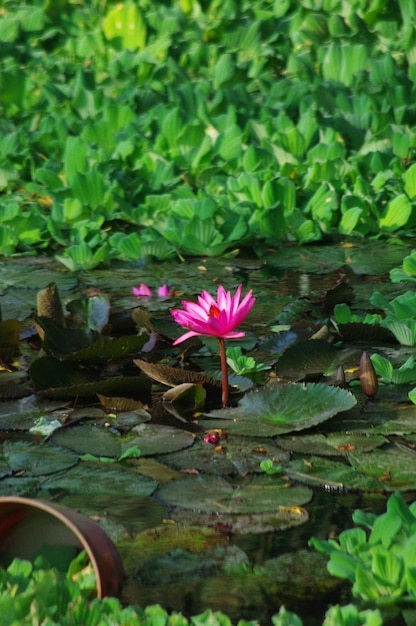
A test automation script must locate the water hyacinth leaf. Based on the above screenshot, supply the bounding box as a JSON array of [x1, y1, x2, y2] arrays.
[[201, 383, 356, 437], [379, 194, 412, 232], [43, 463, 157, 497], [70, 169, 106, 210], [53, 423, 195, 457], [103, 2, 146, 50], [402, 163, 416, 199], [3, 440, 79, 476], [155, 475, 312, 514], [284, 457, 383, 493]]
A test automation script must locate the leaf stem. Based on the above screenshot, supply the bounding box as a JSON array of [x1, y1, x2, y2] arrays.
[[218, 337, 229, 407]]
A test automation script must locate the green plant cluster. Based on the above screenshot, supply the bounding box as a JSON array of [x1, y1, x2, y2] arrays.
[[10, 493, 416, 626], [310, 492, 416, 624], [0, 556, 383, 626], [1, 0, 416, 268]]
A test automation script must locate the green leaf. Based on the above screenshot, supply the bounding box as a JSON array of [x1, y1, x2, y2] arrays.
[[155, 475, 312, 514], [103, 2, 146, 50], [201, 383, 356, 436], [379, 194, 412, 232]]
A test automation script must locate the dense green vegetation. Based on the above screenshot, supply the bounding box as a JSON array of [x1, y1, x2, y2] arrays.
[[1, 0, 416, 269], [6, 493, 416, 625]]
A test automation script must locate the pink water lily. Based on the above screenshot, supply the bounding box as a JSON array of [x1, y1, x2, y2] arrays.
[[171, 284, 255, 344], [133, 283, 170, 298], [171, 285, 255, 407]]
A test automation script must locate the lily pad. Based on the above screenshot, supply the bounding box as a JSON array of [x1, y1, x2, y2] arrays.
[[157, 436, 290, 476], [347, 443, 416, 491], [3, 440, 79, 476], [200, 383, 356, 436], [275, 340, 340, 380], [42, 462, 157, 497], [276, 432, 387, 456], [52, 423, 196, 457], [266, 246, 345, 274], [169, 506, 309, 535], [155, 475, 312, 514], [30, 356, 151, 398], [284, 456, 385, 493]]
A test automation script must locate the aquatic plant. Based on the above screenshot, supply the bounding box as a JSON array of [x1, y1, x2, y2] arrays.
[[171, 285, 255, 406]]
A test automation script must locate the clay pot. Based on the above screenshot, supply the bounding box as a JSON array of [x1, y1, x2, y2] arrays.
[[0, 496, 124, 598]]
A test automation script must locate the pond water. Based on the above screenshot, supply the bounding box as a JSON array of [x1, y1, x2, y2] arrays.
[[0, 239, 415, 624]]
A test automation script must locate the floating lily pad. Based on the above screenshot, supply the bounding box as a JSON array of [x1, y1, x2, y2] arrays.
[[155, 475, 312, 514], [275, 340, 340, 380], [170, 506, 309, 535], [284, 456, 385, 493], [3, 440, 79, 476], [0, 477, 41, 497], [347, 443, 416, 491], [52, 423, 196, 457], [42, 462, 157, 497], [266, 246, 345, 274], [276, 432, 387, 456], [344, 241, 411, 276], [200, 383, 356, 436], [157, 436, 290, 476], [31, 356, 151, 398]]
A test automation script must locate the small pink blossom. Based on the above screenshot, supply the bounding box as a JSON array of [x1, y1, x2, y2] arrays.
[[157, 284, 169, 297], [133, 283, 153, 298], [204, 433, 221, 445], [133, 283, 170, 298], [171, 284, 255, 344]]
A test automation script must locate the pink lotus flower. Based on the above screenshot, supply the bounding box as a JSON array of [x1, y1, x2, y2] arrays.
[[171, 284, 255, 344], [171, 285, 255, 407], [133, 283, 170, 298]]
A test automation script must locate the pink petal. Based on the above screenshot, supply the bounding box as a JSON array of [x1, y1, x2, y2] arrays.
[[133, 283, 153, 297], [157, 284, 169, 297]]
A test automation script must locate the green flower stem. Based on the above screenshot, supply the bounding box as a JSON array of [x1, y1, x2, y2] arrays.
[[218, 337, 229, 407]]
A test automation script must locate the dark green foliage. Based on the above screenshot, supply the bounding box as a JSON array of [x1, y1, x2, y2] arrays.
[[1, 1, 416, 268]]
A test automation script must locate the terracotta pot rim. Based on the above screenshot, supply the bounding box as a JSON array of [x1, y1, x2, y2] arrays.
[[0, 496, 124, 598]]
